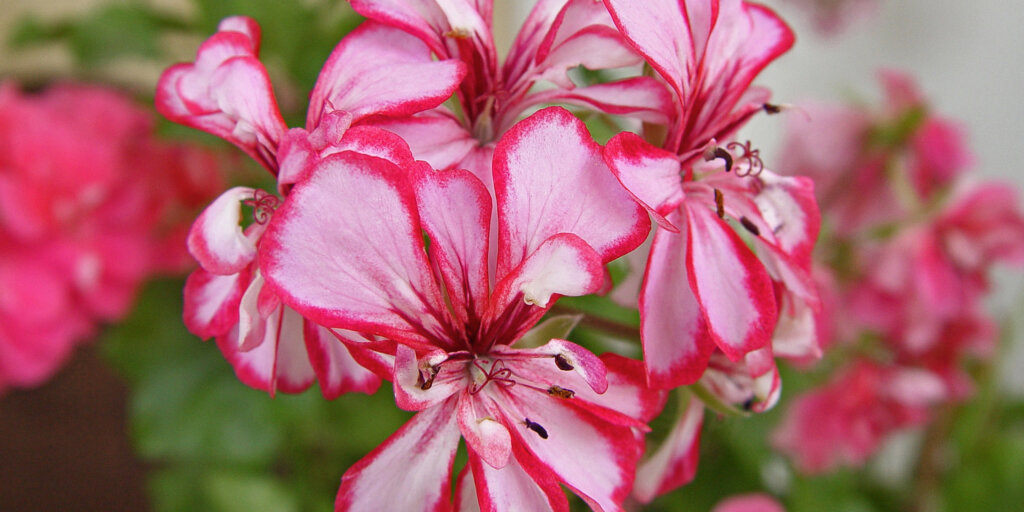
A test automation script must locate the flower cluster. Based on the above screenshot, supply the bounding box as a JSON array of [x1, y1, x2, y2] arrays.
[[159, 1, 820, 509], [772, 71, 1024, 473], [0, 83, 225, 392]]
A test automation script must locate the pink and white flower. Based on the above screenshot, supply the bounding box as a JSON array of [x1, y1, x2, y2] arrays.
[[158, 16, 466, 398], [260, 107, 662, 511], [351, 0, 673, 188]]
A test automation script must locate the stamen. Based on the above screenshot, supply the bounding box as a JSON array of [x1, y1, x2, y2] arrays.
[[554, 354, 574, 371], [726, 140, 764, 177], [547, 385, 575, 399], [444, 27, 471, 39], [714, 188, 725, 219], [524, 418, 549, 439], [739, 216, 760, 236], [469, 359, 516, 394], [742, 397, 755, 411], [243, 189, 281, 225], [763, 103, 783, 114], [418, 364, 440, 391], [704, 146, 734, 172]]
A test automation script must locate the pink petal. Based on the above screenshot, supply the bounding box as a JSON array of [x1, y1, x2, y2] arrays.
[[369, 113, 477, 171], [602, 0, 691, 103], [350, 0, 491, 59], [502, 390, 639, 512], [307, 21, 466, 127], [303, 322, 382, 398], [260, 152, 452, 349], [500, 338, 609, 394], [753, 172, 820, 267], [685, 201, 776, 361], [217, 305, 315, 396], [488, 234, 605, 344], [493, 107, 649, 278], [639, 215, 716, 388], [603, 131, 685, 230], [336, 398, 462, 511], [187, 187, 259, 275], [713, 494, 786, 512], [463, 444, 570, 512], [458, 393, 513, 469], [634, 394, 704, 502], [413, 167, 492, 325], [527, 77, 673, 125], [182, 267, 249, 339], [156, 20, 286, 170]]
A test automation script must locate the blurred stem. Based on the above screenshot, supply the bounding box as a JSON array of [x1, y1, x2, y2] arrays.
[[909, 403, 956, 512]]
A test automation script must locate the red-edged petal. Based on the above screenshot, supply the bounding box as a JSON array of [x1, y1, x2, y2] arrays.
[[634, 393, 704, 502], [260, 152, 451, 348], [493, 107, 649, 278], [501, 389, 640, 512], [304, 321, 382, 398], [187, 187, 259, 275], [183, 266, 249, 339], [684, 201, 776, 361], [370, 113, 477, 171], [639, 214, 716, 388], [458, 393, 513, 469], [753, 171, 820, 268], [307, 21, 466, 127], [603, 131, 685, 230], [216, 305, 315, 396], [413, 167, 492, 325], [463, 443, 570, 512], [336, 398, 461, 511], [526, 77, 673, 125], [156, 18, 286, 170], [488, 234, 605, 345]]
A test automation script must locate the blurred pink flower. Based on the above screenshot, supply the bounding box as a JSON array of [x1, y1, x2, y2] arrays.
[[0, 82, 224, 392], [773, 361, 945, 473], [783, 0, 879, 37], [713, 493, 786, 512]]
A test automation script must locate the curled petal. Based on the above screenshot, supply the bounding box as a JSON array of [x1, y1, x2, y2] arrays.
[[187, 187, 259, 275], [182, 267, 249, 339], [217, 305, 315, 396]]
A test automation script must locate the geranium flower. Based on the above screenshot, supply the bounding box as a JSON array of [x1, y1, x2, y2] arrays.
[[0, 83, 223, 391], [157, 16, 466, 397], [261, 107, 662, 511], [350, 0, 673, 187]]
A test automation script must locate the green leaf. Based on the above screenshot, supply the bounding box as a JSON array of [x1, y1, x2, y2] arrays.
[[517, 314, 583, 348], [69, 5, 160, 66], [205, 472, 300, 512]]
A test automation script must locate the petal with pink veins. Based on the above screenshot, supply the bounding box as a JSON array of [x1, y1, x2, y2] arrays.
[[303, 322, 382, 398], [684, 201, 776, 361], [639, 212, 716, 388], [307, 21, 466, 127], [464, 444, 569, 512], [260, 152, 451, 349], [603, 132, 685, 229], [370, 113, 477, 171], [493, 107, 649, 277], [413, 167, 492, 325], [336, 398, 462, 512]]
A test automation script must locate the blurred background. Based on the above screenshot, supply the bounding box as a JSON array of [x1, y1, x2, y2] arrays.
[[1, 1, 1021, 511]]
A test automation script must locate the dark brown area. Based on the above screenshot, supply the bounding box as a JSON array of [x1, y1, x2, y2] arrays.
[[0, 346, 148, 511]]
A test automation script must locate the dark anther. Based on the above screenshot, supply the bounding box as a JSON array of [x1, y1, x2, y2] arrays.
[[714, 188, 725, 219], [524, 418, 549, 439], [418, 365, 439, 391], [742, 397, 755, 411], [243, 189, 281, 225], [725, 140, 764, 177], [547, 386, 575, 399], [704, 146, 734, 173], [554, 354, 574, 371], [739, 217, 760, 236], [763, 103, 782, 114]]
